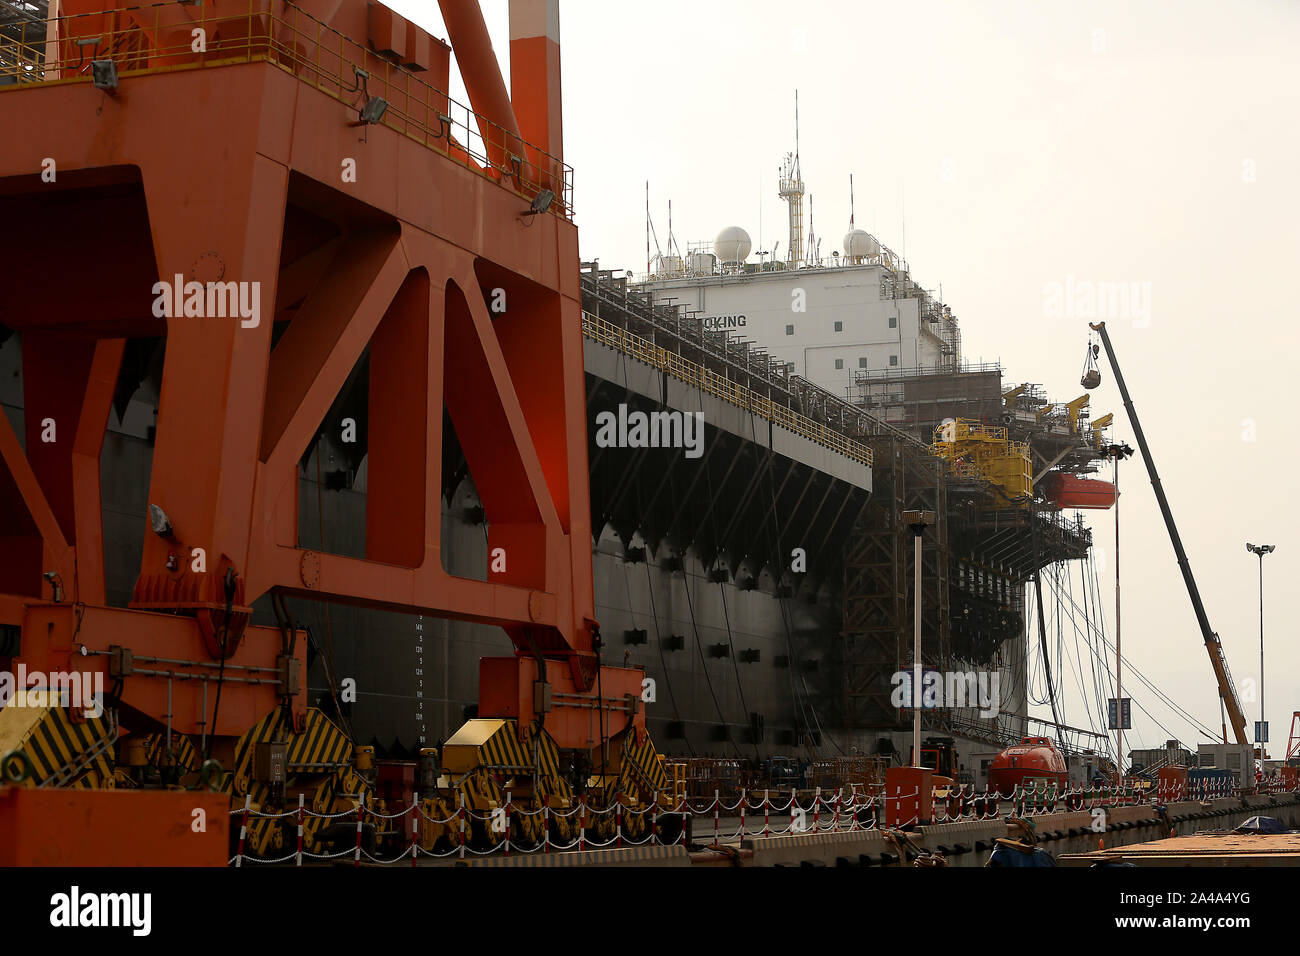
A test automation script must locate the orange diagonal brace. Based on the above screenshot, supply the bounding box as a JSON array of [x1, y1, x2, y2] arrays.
[[0, 402, 72, 597], [438, 0, 526, 176], [71, 338, 125, 606], [260, 229, 409, 465]]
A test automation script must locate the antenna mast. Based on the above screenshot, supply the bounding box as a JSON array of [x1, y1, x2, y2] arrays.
[[778, 91, 805, 269], [806, 194, 817, 266]]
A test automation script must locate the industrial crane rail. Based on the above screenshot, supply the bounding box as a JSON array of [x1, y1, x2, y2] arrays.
[[0, 0, 574, 215]]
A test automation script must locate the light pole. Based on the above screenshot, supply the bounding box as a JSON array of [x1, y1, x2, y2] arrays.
[[1105, 442, 1134, 782], [903, 510, 935, 766], [1246, 542, 1275, 758]]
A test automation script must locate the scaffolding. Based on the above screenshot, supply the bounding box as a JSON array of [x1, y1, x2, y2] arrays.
[[840, 436, 950, 731], [840, 354, 1100, 733]]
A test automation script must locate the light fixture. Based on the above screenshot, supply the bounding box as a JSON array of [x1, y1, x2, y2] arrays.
[[1105, 442, 1134, 460], [148, 502, 174, 537], [356, 96, 388, 125], [522, 189, 555, 217], [91, 59, 118, 92]]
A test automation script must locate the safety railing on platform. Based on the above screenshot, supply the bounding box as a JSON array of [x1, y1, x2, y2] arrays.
[[227, 773, 1298, 865], [0, 0, 573, 217], [582, 312, 873, 467]]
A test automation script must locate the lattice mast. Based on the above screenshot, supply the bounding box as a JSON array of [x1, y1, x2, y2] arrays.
[[778, 91, 805, 269]]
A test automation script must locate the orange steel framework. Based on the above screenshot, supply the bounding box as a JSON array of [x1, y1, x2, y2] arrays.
[[0, 0, 647, 857]]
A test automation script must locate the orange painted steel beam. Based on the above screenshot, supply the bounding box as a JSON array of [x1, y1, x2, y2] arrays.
[[0, 400, 74, 602], [509, 0, 564, 189], [17, 602, 306, 738], [0, 787, 230, 866], [437, 0, 526, 175], [0, 0, 636, 768], [71, 338, 125, 607], [14, 604, 303, 738]]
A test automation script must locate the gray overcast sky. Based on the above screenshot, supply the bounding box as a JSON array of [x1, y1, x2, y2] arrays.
[[393, 0, 1300, 759]]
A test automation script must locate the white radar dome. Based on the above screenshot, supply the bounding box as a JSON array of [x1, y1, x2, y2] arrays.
[[843, 229, 879, 259], [714, 226, 752, 264]]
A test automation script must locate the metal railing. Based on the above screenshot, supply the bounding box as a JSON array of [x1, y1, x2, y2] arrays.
[[582, 312, 873, 467], [0, 0, 573, 217]]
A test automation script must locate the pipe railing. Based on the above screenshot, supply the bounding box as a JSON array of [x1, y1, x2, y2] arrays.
[[582, 311, 873, 467], [0, 0, 573, 216]]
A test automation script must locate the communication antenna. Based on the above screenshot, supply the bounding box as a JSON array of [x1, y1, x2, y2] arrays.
[[668, 199, 675, 258], [806, 194, 817, 266], [849, 173, 855, 229], [900, 179, 906, 264], [778, 91, 805, 268], [645, 182, 663, 273]]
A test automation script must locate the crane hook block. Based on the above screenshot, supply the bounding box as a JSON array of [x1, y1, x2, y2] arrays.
[[1081, 338, 1102, 389]]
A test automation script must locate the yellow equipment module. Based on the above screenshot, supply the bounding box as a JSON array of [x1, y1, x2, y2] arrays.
[[932, 419, 1032, 504]]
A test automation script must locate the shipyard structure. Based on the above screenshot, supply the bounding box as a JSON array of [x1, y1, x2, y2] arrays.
[[627, 213, 1114, 779], [0, 0, 1126, 870], [0, 225, 1109, 790]]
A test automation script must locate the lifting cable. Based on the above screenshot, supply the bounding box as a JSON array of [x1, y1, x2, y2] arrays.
[[1068, 558, 1218, 741], [641, 559, 695, 758], [204, 566, 237, 763], [1081, 335, 1101, 390], [681, 567, 744, 760], [657, 390, 741, 759], [748, 410, 845, 757], [1029, 502, 1065, 750], [1043, 565, 1219, 745], [717, 580, 761, 762], [693, 390, 759, 756], [615, 487, 694, 757]]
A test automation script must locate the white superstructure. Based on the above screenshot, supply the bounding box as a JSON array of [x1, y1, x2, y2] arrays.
[[639, 239, 961, 397]]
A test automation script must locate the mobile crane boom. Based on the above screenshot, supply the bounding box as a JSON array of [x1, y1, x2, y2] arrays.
[[1088, 322, 1250, 747]]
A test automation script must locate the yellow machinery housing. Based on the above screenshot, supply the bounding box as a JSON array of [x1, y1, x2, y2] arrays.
[[932, 419, 1032, 505], [420, 717, 674, 853]]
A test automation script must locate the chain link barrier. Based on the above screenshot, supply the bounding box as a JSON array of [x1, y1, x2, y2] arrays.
[[227, 773, 1294, 865]]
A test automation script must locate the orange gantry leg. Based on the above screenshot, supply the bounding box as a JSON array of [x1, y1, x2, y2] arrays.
[[0, 1, 645, 841]]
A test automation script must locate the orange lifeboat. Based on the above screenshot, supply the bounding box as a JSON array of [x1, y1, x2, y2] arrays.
[[1041, 473, 1116, 510], [988, 737, 1069, 796]]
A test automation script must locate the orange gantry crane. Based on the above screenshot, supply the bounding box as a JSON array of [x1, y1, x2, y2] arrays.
[[0, 0, 666, 863]]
